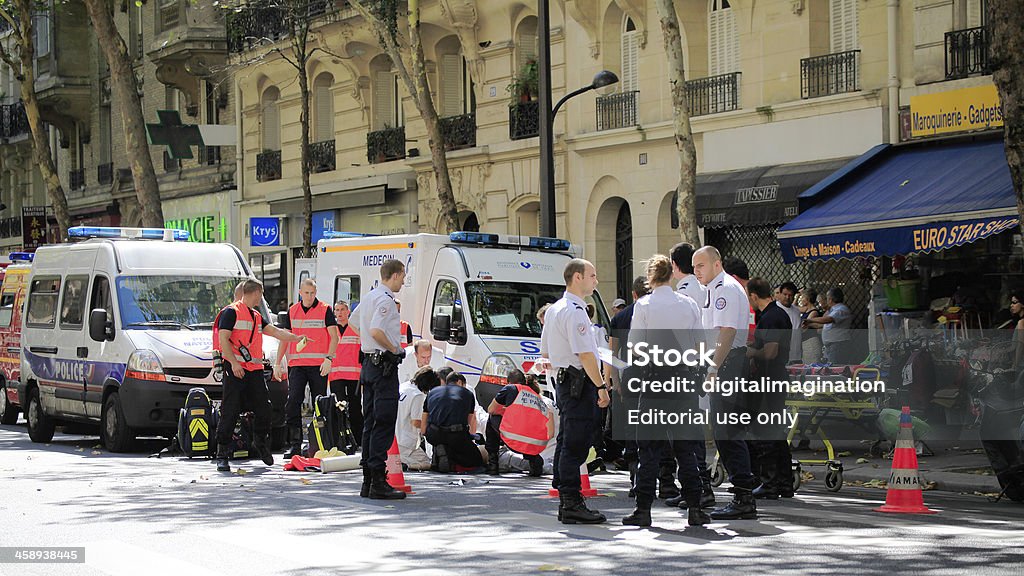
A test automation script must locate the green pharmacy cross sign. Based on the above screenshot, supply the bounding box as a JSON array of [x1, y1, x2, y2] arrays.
[[146, 110, 203, 160]]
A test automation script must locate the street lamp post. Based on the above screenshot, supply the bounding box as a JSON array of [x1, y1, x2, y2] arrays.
[[537, 0, 618, 238]]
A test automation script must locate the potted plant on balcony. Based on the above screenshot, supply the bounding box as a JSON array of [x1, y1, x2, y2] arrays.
[[506, 59, 539, 104]]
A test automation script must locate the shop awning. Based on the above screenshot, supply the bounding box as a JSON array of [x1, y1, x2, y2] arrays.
[[777, 138, 1020, 263], [696, 158, 855, 228]]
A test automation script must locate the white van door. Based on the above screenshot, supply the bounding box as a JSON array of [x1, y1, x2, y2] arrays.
[[55, 272, 92, 417], [427, 277, 473, 374], [83, 274, 116, 419]]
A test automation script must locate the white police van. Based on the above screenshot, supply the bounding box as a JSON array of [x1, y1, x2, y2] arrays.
[[20, 227, 287, 451], [315, 232, 610, 407]]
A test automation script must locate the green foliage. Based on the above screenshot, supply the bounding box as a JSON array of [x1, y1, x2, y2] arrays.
[[367, 0, 400, 46], [506, 59, 538, 103]]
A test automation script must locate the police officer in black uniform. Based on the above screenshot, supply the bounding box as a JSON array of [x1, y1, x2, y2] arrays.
[[541, 258, 610, 524], [355, 259, 408, 500]]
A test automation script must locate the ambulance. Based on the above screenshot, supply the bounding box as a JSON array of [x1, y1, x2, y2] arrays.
[[19, 227, 287, 451], [0, 252, 33, 424], [315, 232, 611, 407]]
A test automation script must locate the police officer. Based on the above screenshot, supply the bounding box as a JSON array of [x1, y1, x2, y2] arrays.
[[355, 259, 408, 500], [669, 242, 716, 510], [692, 246, 759, 520], [214, 279, 304, 472], [622, 254, 709, 527], [541, 258, 610, 524], [275, 278, 340, 459]]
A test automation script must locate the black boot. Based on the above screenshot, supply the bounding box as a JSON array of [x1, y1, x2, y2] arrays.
[[360, 466, 371, 498], [658, 462, 680, 499], [368, 468, 406, 500], [283, 426, 304, 459], [686, 494, 711, 526], [215, 444, 232, 472], [752, 483, 780, 500], [486, 451, 500, 475], [528, 456, 544, 478], [622, 495, 653, 527], [253, 435, 274, 466], [710, 486, 757, 520], [700, 490, 717, 508], [558, 492, 606, 525], [665, 494, 686, 508]]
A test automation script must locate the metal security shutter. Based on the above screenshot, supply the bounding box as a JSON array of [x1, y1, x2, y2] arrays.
[[440, 53, 463, 117], [314, 81, 333, 142], [708, 0, 739, 76], [621, 17, 639, 92], [829, 0, 859, 53], [373, 70, 395, 130]]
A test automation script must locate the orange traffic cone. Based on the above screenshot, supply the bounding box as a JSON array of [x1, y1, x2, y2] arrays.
[[549, 463, 599, 498], [385, 437, 414, 494], [874, 406, 936, 514]]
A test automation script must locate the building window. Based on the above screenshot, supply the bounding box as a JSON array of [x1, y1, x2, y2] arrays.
[[33, 14, 50, 58], [829, 0, 859, 53], [157, 0, 181, 31], [372, 58, 402, 130], [959, 0, 986, 29], [516, 16, 538, 72], [261, 87, 280, 151], [708, 0, 739, 76], [438, 36, 474, 118], [314, 73, 334, 142], [621, 16, 639, 92], [129, 2, 144, 60]]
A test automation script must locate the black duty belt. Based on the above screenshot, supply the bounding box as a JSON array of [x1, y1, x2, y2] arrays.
[[430, 423, 468, 433]]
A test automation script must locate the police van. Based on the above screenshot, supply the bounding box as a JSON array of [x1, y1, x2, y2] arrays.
[[315, 232, 610, 407], [19, 227, 287, 451], [0, 252, 34, 424]]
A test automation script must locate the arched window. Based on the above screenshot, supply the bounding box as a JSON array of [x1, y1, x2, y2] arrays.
[[708, 0, 739, 76], [371, 56, 402, 131], [261, 86, 280, 151], [313, 73, 334, 143], [515, 16, 538, 72], [621, 16, 639, 92], [829, 0, 859, 53]]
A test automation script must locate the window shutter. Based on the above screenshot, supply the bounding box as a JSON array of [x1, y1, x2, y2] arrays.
[[621, 31, 639, 92], [709, 2, 738, 76], [440, 53, 463, 117], [830, 0, 859, 53], [724, 7, 739, 73], [374, 71, 394, 130], [966, 0, 983, 28], [708, 9, 720, 76], [315, 83, 333, 143], [518, 30, 537, 71], [262, 101, 279, 151]]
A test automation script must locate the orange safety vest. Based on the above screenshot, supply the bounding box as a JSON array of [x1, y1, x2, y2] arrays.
[[287, 300, 331, 366], [211, 298, 241, 355], [400, 321, 412, 348], [498, 384, 551, 456], [227, 302, 264, 372], [331, 323, 361, 381]]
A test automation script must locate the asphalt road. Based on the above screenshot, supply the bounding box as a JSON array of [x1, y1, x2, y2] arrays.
[[1, 422, 1022, 576]]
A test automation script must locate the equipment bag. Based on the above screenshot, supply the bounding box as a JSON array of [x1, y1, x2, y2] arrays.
[[231, 411, 255, 460], [177, 387, 218, 458], [307, 394, 358, 457]]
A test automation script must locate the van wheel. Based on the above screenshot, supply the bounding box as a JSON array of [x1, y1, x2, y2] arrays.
[[26, 388, 55, 443], [0, 381, 19, 425], [101, 392, 135, 453]]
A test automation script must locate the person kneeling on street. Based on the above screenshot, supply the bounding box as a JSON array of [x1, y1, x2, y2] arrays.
[[485, 369, 554, 477], [422, 371, 487, 472], [398, 366, 440, 471]]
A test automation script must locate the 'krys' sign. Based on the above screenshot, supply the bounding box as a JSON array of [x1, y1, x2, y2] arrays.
[[164, 215, 228, 243]]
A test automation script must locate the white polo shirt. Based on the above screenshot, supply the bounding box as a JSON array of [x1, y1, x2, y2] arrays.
[[704, 270, 749, 350], [630, 285, 704, 353], [676, 275, 707, 309], [540, 291, 599, 370], [359, 285, 401, 352]]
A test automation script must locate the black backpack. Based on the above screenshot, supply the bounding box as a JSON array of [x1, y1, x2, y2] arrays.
[[177, 387, 218, 458], [307, 394, 358, 456]]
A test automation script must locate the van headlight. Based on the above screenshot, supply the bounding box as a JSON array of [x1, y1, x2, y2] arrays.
[[480, 354, 517, 386], [126, 349, 166, 382]]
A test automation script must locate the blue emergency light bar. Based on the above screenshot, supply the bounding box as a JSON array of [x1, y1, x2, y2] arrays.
[[449, 232, 571, 252], [322, 231, 379, 239], [68, 226, 190, 241], [8, 252, 34, 262]]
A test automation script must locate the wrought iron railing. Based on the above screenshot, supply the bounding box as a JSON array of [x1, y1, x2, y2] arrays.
[[945, 26, 990, 79], [97, 162, 113, 185], [163, 151, 180, 173], [0, 216, 21, 238], [366, 126, 405, 164], [227, 0, 339, 53], [69, 169, 85, 190], [308, 139, 335, 173], [0, 102, 30, 139], [439, 113, 476, 151], [686, 72, 741, 117], [509, 101, 539, 140], [596, 90, 638, 131], [801, 50, 860, 99], [257, 149, 282, 181]]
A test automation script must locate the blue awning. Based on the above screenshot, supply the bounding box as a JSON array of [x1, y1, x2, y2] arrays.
[[777, 138, 1019, 263]]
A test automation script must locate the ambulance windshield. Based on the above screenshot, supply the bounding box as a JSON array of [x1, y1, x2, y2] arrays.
[[464, 281, 564, 337], [117, 275, 250, 329]]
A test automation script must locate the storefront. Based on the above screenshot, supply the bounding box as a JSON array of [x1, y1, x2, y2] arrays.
[[162, 191, 232, 243]]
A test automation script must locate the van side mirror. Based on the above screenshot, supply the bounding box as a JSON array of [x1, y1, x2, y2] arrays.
[[89, 308, 112, 342], [432, 314, 450, 341]]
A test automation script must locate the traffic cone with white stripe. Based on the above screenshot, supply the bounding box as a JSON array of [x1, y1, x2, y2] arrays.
[[385, 437, 414, 494], [549, 463, 599, 498], [874, 406, 936, 514]]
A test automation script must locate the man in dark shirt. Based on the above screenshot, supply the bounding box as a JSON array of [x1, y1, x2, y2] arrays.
[[422, 371, 485, 472], [746, 277, 795, 499]]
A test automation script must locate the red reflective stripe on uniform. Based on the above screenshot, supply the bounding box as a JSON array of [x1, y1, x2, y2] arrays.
[[228, 302, 264, 372], [499, 384, 550, 456], [287, 301, 331, 366], [400, 321, 412, 348], [332, 324, 361, 380]]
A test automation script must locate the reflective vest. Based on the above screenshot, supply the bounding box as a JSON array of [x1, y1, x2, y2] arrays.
[[228, 302, 264, 372], [287, 300, 331, 366], [498, 385, 551, 456], [400, 321, 412, 348], [211, 299, 241, 354], [331, 324, 361, 381]]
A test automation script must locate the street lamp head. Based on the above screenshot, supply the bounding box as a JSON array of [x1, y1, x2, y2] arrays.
[[591, 70, 619, 90]]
